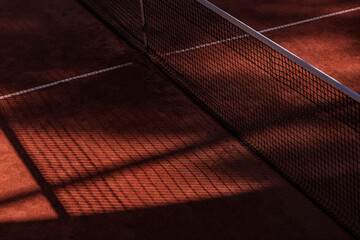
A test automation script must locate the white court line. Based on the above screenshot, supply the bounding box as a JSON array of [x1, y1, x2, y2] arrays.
[[0, 62, 134, 100], [164, 6, 360, 56], [2, 7, 358, 100]]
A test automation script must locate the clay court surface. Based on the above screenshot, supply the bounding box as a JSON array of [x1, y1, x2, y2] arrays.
[[0, 0, 358, 239]]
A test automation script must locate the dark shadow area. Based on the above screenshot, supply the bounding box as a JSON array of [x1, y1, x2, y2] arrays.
[[0, 0, 138, 95], [0, 186, 353, 240]]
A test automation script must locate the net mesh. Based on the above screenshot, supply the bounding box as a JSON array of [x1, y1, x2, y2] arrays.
[[78, 0, 360, 237]]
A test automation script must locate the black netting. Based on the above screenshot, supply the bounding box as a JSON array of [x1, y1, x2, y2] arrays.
[[78, 0, 360, 237]]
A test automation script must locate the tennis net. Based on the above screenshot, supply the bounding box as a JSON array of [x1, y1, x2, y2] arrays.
[[78, 0, 360, 237]]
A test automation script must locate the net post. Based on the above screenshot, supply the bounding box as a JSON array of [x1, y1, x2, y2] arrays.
[[139, 0, 148, 48]]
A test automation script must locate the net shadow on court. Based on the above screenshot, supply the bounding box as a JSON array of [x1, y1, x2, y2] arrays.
[[0, 58, 355, 239], [0, 0, 359, 239], [75, 0, 360, 236], [0, 58, 356, 239]]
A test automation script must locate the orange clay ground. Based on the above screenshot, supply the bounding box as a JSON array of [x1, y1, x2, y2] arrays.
[[0, 0, 358, 239]]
